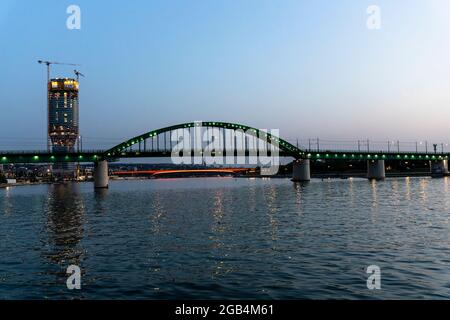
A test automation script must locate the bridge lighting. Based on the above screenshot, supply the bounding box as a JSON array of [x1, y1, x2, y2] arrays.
[[1, 157, 6, 161], [33, 156, 39, 160]]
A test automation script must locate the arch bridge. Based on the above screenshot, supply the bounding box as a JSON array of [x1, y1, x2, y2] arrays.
[[1, 121, 449, 187]]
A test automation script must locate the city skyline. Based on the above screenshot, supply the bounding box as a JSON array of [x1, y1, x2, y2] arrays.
[[1, 0, 450, 150]]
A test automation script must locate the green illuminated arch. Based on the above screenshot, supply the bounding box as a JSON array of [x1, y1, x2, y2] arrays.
[[103, 121, 305, 159]]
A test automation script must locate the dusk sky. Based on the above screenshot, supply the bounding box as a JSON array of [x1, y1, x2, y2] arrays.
[[1, 0, 450, 149]]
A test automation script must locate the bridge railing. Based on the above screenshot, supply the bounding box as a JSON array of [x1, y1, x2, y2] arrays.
[[0, 149, 106, 155], [284, 138, 449, 154], [301, 149, 448, 155]]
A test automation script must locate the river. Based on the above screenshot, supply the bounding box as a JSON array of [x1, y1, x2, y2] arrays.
[[0, 177, 449, 299]]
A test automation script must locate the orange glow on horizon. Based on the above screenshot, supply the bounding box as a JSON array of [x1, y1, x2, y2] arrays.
[[113, 168, 250, 176]]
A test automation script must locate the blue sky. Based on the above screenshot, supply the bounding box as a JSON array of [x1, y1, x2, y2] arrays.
[[1, 0, 450, 149]]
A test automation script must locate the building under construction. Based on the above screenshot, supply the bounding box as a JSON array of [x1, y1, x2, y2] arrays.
[[48, 78, 79, 173]]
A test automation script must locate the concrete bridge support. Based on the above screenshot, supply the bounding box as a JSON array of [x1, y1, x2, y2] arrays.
[[430, 160, 449, 176], [292, 159, 311, 182], [367, 160, 385, 180], [94, 160, 109, 188]]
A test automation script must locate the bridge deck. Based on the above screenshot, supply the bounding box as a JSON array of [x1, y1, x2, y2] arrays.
[[0, 149, 448, 164]]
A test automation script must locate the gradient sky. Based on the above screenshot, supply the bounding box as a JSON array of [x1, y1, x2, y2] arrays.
[[1, 0, 450, 149]]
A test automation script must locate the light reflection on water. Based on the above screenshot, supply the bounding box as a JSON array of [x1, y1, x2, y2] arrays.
[[1, 177, 450, 299]]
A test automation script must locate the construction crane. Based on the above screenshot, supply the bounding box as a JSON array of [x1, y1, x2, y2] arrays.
[[37, 60, 81, 151], [37, 60, 81, 82], [74, 69, 85, 157], [73, 69, 85, 82]]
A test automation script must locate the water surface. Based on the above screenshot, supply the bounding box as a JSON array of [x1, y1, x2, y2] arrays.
[[1, 177, 449, 299]]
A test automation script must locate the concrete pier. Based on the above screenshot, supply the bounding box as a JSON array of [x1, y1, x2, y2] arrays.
[[430, 159, 449, 176], [94, 160, 109, 188], [367, 160, 385, 180], [292, 159, 311, 182]]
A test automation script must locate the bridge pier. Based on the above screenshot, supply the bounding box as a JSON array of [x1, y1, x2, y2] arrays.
[[292, 159, 311, 182], [94, 160, 109, 188], [430, 159, 449, 176], [367, 160, 385, 180]]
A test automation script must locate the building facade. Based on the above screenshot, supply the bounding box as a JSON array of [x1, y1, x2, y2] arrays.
[[48, 78, 79, 174], [48, 78, 79, 153]]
